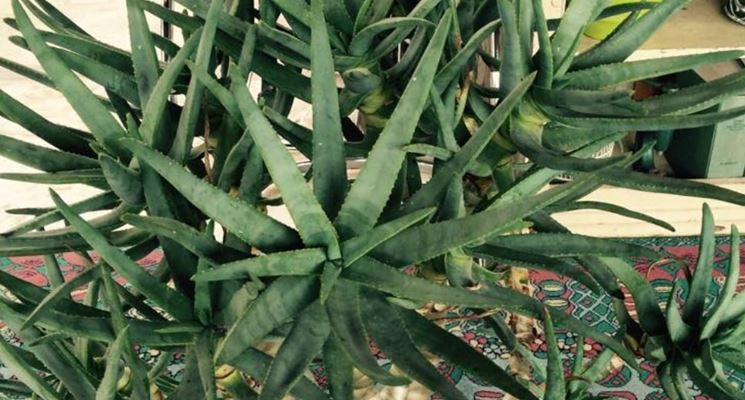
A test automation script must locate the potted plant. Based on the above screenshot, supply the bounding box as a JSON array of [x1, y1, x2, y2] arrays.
[[0, 0, 743, 399]]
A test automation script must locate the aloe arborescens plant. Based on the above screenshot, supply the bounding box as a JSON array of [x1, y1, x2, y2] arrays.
[[0, 0, 744, 399]]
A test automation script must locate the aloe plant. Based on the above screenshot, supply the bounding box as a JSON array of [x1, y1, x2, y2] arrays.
[[0, 0, 744, 399]]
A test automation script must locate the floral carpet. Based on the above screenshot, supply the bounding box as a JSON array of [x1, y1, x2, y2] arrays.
[[0, 236, 743, 399]]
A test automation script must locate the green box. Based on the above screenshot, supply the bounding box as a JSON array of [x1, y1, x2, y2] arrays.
[[664, 72, 745, 179]]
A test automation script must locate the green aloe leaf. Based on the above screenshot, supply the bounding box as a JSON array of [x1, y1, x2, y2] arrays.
[[323, 332, 354, 400], [0, 227, 149, 257], [96, 326, 130, 400], [550, 0, 609, 74], [434, 20, 501, 92], [701, 225, 740, 339], [122, 138, 301, 252], [0, 169, 109, 189], [399, 73, 535, 216], [572, 0, 689, 69], [682, 204, 716, 325], [21, 0, 89, 36], [546, 201, 675, 232], [311, 0, 347, 220], [260, 302, 330, 400], [543, 309, 566, 400], [369, 0, 441, 60], [51, 190, 194, 321], [0, 336, 61, 400], [485, 233, 658, 259], [334, 12, 451, 238], [195, 330, 217, 400], [560, 51, 745, 90], [218, 276, 319, 363], [497, 0, 525, 93], [126, 0, 160, 105], [99, 154, 143, 205], [325, 281, 410, 386], [231, 70, 341, 258], [399, 308, 539, 400], [12, 0, 128, 158], [349, 17, 433, 56], [360, 290, 467, 400], [0, 134, 97, 173], [193, 248, 326, 281]]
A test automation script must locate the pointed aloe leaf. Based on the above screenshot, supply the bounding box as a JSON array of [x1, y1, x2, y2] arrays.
[[194, 330, 217, 400], [0, 134, 97, 173], [572, 0, 689, 69], [368, 0, 441, 60], [99, 154, 143, 205], [194, 257, 213, 326], [708, 226, 742, 333], [21, 266, 101, 331], [230, 70, 341, 258], [550, 0, 607, 73], [122, 138, 300, 252], [375, 175, 602, 267], [21, 0, 89, 36], [230, 347, 328, 400], [323, 331, 354, 400], [360, 290, 467, 400], [0, 169, 109, 189], [667, 281, 694, 347], [434, 20, 501, 92], [138, 29, 201, 149], [0, 89, 92, 156], [217, 276, 319, 363], [542, 309, 566, 400], [96, 326, 129, 400], [599, 257, 667, 336], [51, 190, 194, 321], [485, 233, 658, 259], [4, 192, 118, 237], [319, 261, 342, 304], [547, 201, 675, 232], [634, 69, 745, 115], [682, 204, 716, 325], [325, 281, 410, 386], [170, 0, 224, 163], [334, 13, 450, 238], [603, 169, 745, 207], [561, 51, 745, 90], [341, 207, 436, 267], [399, 308, 539, 400], [497, 0, 526, 93], [344, 257, 638, 367], [349, 17, 433, 56], [20, 30, 134, 74], [12, 0, 127, 158], [261, 302, 330, 400], [193, 248, 327, 281], [311, 0, 347, 220], [399, 73, 535, 216], [0, 227, 148, 257], [0, 337, 61, 400], [468, 245, 601, 293], [126, 0, 160, 105]]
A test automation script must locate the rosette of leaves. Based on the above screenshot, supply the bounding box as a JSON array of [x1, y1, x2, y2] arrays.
[[0, 0, 743, 399]]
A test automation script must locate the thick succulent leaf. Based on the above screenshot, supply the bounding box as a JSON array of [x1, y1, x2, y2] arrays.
[[51, 190, 194, 321], [194, 248, 326, 281], [702, 225, 740, 339], [369, 0, 442, 60], [0, 169, 109, 189], [12, 0, 128, 158], [122, 138, 300, 252], [360, 290, 467, 400], [323, 332, 353, 400], [543, 309, 566, 400], [434, 20, 501, 92], [230, 347, 328, 400], [21, 0, 89, 35], [325, 281, 410, 386], [231, 70, 341, 258], [572, 0, 689, 69], [533, 87, 632, 108], [261, 302, 330, 400], [170, 0, 223, 163], [342, 207, 436, 267], [126, 0, 160, 105], [0, 337, 61, 400], [547, 201, 675, 232], [0, 378, 32, 397], [194, 330, 217, 400], [349, 17, 433, 56], [218, 276, 319, 363], [399, 73, 535, 216], [599, 257, 667, 336], [311, 0, 347, 220], [682, 204, 716, 325], [550, 0, 608, 74], [0, 227, 149, 257], [345, 257, 637, 366], [560, 51, 745, 90], [468, 245, 601, 293], [485, 233, 658, 259], [399, 308, 539, 400], [99, 154, 143, 205], [334, 12, 451, 238], [497, 0, 526, 93], [0, 134, 97, 173], [0, 89, 92, 156], [532, 0, 554, 88], [96, 326, 129, 400], [122, 214, 244, 263]]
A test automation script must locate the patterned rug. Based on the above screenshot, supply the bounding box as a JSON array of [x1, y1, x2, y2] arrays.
[[0, 236, 743, 399]]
